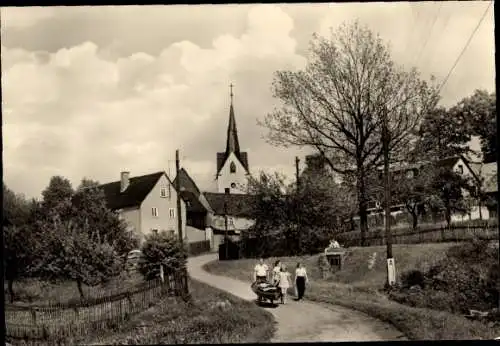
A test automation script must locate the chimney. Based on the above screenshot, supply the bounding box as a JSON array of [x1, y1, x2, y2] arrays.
[[120, 171, 130, 192]]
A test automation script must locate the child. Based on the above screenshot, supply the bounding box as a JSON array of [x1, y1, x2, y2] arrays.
[[278, 264, 292, 304]]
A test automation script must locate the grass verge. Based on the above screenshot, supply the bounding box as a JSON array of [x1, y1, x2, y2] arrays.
[[84, 278, 276, 345], [202, 243, 500, 340]]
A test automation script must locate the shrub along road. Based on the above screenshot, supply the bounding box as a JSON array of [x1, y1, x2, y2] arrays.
[[188, 253, 407, 342]]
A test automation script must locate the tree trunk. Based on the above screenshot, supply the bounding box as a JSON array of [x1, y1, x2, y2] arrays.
[[8, 279, 15, 303], [76, 280, 85, 300], [356, 166, 368, 247]]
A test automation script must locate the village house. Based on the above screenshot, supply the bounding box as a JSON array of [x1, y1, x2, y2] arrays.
[[172, 167, 216, 248], [203, 191, 256, 250], [100, 171, 188, 244], [365, 155, 490, 226]]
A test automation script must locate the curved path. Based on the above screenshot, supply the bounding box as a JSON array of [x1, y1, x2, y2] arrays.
[[188, 254, 407, 342]]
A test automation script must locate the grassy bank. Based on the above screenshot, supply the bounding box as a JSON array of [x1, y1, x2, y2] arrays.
[[202, 243, 500, 340], [85, 279, 276, 344]]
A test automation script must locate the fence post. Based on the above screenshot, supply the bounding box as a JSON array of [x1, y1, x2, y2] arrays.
[[31, 308, 37, 325]]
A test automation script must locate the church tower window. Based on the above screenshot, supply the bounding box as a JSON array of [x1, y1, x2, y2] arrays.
[[230, 161, 236, 173]]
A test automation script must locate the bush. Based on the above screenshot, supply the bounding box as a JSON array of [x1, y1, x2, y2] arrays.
[[390, 239, 499, 315], [400, 270, 425, 288], [138, 232, 188, 281]]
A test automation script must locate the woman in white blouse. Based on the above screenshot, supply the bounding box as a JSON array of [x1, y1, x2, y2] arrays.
[[294, 262, 309, 300]]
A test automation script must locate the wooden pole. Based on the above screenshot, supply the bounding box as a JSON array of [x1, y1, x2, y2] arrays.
[[224, 188, 230, 260], [176, 150, 183, 245], [382, 108, 395, 287]]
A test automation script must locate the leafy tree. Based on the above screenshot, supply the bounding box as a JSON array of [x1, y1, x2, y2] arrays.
[[3, 183, 31, 226], [3, 224, 41, 302], [33, 219, 122, 300], [430, 166, 475, 227], [391, 165, 437, 229], [260, 21, 439, 246], [138, 231, 187, 281], [458, 90, 497, 163], [41, 175, 74, 221], [71, 178, 140, 259], [3, 184, 41, 301], [413, 106, 473, 161]]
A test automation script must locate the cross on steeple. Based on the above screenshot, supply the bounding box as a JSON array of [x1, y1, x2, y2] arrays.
[[229, 83, 234, 104]]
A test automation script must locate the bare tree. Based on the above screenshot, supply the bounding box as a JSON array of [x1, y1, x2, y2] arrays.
[[260, 21, 439, 245]]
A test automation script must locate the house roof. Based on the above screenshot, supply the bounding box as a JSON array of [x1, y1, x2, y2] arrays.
[[100, 171, 171, 210], [203, 192, 256, 218], [216, 152, 249, 177], [173, 168, 201, 197], [173, 168, 214, 213]]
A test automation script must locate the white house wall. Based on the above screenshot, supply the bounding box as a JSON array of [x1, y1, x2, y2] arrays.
[[117, 207, 142, 242], [140, 174, 187, 239], [210, 215, 255, 233], [217, 152, 249, 194]]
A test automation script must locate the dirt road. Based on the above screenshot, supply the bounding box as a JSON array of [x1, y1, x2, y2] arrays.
[[188, 254, 408, 342]]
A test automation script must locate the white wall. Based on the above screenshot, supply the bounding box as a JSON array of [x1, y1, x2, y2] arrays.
[[140, 174, 187, 239], [217, 152, 249, 194], [210, 215, 255, 233]]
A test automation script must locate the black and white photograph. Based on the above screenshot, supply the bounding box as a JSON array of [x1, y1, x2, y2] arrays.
[[2, 1, 497, 344]]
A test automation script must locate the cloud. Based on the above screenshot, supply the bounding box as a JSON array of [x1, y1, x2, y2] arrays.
[[2, 3, 495, 199], [2, 4, 307, 198]]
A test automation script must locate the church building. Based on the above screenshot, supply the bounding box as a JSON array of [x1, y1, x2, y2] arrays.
[[215, 84, 250, 194]]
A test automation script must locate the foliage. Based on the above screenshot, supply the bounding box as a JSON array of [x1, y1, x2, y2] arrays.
[[392, 239, 498, 315], [458, 89, 497, 163], [33, 219, 123, 299], [3, 183, 32, 226], [3, 225, 41, 302], [400, 270, 425, 289], [260, 21, 439, 246], [40, 175, 74, 221], [138, 231, 188, 281], [413, 106, 473, 161], [88, 280, 275, 345], [244, 169, 347, 258], [72, 178, 140, 258], [430, 166, 475, 226]]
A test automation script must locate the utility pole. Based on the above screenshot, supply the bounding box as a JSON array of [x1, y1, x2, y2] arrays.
[[224, 188, 230, 260], [382, 108, 395, 287], [295, 156, 301, 253], [175, 150, 183, 246]]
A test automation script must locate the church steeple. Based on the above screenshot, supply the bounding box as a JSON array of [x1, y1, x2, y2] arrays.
[[225, 83, 240, 155]]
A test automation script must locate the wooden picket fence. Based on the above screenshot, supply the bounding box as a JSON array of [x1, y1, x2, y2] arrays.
[[336, 224, 498, 247], [5, 269, 189, 345]]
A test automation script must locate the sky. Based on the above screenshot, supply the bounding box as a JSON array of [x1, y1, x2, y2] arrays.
[[1, 2, 495, 199]]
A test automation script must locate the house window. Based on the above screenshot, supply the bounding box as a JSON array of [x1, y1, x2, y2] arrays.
[[231, 182, 236, 188], [457, 164, 464, 174], [230, 161, 236, 173], [160, 188, 168, 198], [152, 207, 159, 217], [228, 218, 234, 226], [169, 208, 175, 219]]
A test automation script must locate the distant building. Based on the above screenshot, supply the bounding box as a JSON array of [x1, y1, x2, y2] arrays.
[[100, 171, 187, 244], [356, 155, 490, 227], [215, 86, 250, 194]]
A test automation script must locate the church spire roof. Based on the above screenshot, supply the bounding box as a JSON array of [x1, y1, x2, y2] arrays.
[[225, 83, 240, 155]]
